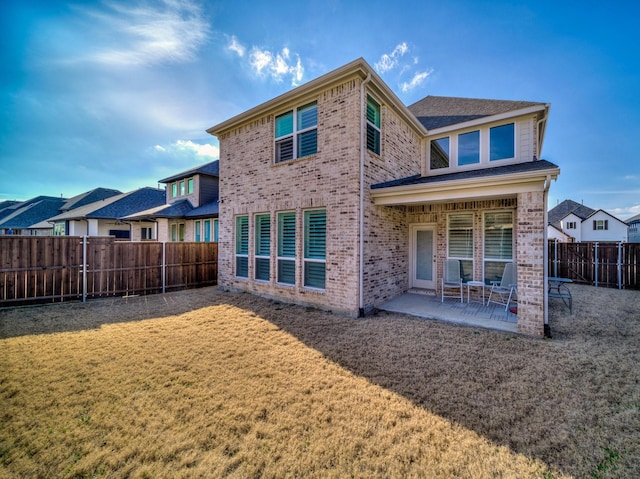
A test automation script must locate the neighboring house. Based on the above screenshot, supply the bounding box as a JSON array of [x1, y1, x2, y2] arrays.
[[124, 161, 220, 242], [547, 223, 573, 242], [625, 213, 640, 243], [548, 199, 628, 242], [207, 58, 560, 336], [46, 187, 165, 239], [0, 196, 67, 236]]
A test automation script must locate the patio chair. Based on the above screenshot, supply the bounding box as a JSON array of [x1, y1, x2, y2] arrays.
[[487, 263, 517, 310], [441, 259, 463, 303]]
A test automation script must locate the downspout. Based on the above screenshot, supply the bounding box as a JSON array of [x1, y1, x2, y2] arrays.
[[543, 174, 552, 338], [359, 73, 372, 317]]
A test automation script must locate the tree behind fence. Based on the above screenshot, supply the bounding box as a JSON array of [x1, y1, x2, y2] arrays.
[[548, 240, 639, 290], [0, 236, 218, 306]]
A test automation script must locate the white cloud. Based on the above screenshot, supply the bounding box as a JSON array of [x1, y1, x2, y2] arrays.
[[174, 140, 219, 158], [400, 70, 433, 93], [375, 42, 409, 73], [76, 0, 209, 67], [228, 35, 246, 57], [248, 46, 304, 86]]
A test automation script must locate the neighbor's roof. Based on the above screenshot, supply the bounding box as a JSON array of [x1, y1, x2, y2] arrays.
[[48, 188, 165, 221], [372, 159, 559, 190], [407, 96, 547, 130], [158, 160, 219, 184], [626, 212, 640, 224], [61, 187, 122, 212], [548, 199, 596, 227], [0, 196, 67, 229], [123, 199, 195, 220]]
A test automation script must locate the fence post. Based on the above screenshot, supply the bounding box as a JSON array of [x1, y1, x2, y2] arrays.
[[162, 242, 166, 294], [594, 242, 599, 287], [618, 242, 623, 290], [553, 239, 556, 277], [82, 236, 87, 303]]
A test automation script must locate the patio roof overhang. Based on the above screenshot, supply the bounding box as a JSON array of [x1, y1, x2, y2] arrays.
[[371, 162, 560, 206]]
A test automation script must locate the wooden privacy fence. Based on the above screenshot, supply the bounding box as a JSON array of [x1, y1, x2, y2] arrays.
[[548, 240, 639, 290], [0, 236, 218, 306]]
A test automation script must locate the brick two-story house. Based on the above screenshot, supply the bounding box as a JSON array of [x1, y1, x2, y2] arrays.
[[207, 58, 560, 336]]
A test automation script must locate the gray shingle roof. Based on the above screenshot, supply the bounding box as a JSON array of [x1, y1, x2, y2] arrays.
[[159, 160, 219, 184], [0, 196, 67, 228], [62, 188, 122, 211], [547, 199, 596, 228], [407, 96, 546, 130], [371, 159, 559, 190]]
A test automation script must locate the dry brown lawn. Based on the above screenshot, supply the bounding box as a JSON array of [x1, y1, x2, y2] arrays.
[[1, 284, 638, 478]]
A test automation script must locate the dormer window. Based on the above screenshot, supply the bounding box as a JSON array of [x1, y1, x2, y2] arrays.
[[430, 137, 450, 169], [458, 130, 480, 165], [275, 102, 318, 163], [490, 123, 515, 161]]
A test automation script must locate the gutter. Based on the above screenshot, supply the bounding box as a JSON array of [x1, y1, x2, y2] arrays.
[[359, 73, 372, 317]]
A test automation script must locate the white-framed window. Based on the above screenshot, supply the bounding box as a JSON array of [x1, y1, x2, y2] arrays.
[[366, 95, 381, 155], [172, 183, 178, 197], [566, 221, 577, 230], [213, 219, 219, 242], [430, 137, 450, 169], [484, 211, 513, 284], [593, 219, 609, 230], [141, 227, 153, 240], [448, 213, 474, 283], [195, 220, 201, 242], [490, 123, 515, 161], [179, 180, 185, 196], [275, 102, 318, 163], [277, 211, 296, 285], [303, 209, 326, 289], [171, 224, 177, 242], [235, 215, 249, 278], [187, 178, 194, 194], [255, 214, 270, 281], [458, 130, 480, 165]]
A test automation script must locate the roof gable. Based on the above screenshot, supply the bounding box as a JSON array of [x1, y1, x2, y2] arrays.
[[407, 96, 546, 130], [159, 160, 219, 184]]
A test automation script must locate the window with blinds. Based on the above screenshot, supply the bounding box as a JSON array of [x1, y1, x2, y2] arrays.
[[366, 95, 381, 155], [255, 214, 270, 281], [235, 215, 248, 278], [304, 209, 326, 289], [277, 211, 296, 285], [448, 213, 474, 282], [275, 102, 317, 163], [484, 211, 513, 283]]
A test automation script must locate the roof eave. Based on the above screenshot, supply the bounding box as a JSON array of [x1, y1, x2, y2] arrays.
[[371, 167, 560, 206], [207, 58, 428, 137], [427, 104, 550, 136]]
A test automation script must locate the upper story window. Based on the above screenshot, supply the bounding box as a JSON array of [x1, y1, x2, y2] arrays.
[[458, 130, 480, 165], [430, 137, 450, 169], [593, 219, 609, 231], [275, 102, 318, 163], [490, 123, 515, 161], [171, 177, 194, 198], [366, 96, 381, 155], [429, 122, 516, 171], [566, 221, 577, 230]]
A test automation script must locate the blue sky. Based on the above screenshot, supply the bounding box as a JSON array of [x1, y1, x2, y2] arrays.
[[1, 0, 639, 219]]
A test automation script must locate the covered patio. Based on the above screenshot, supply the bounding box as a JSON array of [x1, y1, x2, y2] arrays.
[[379, 291, 518, 333]]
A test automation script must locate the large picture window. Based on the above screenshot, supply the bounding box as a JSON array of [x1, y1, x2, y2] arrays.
[[448, 213, 474, 282], [275, 102, 318, 163], [366, 96, 381, 155], [490, 123, 515, 161], [484, 212, 513, 283], [304, 209, 326, 289], [277, 211, 296, 285], [235, 215, 249, 278], [255, 214, 271, 281]]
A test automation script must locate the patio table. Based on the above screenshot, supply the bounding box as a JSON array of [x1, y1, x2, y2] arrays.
[[548, 276, 573, 313], [466, 281, 486, 305]]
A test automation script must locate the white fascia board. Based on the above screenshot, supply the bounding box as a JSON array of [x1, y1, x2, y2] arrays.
[[427, 104, 549, 137], [371, 168, 559, 206]]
